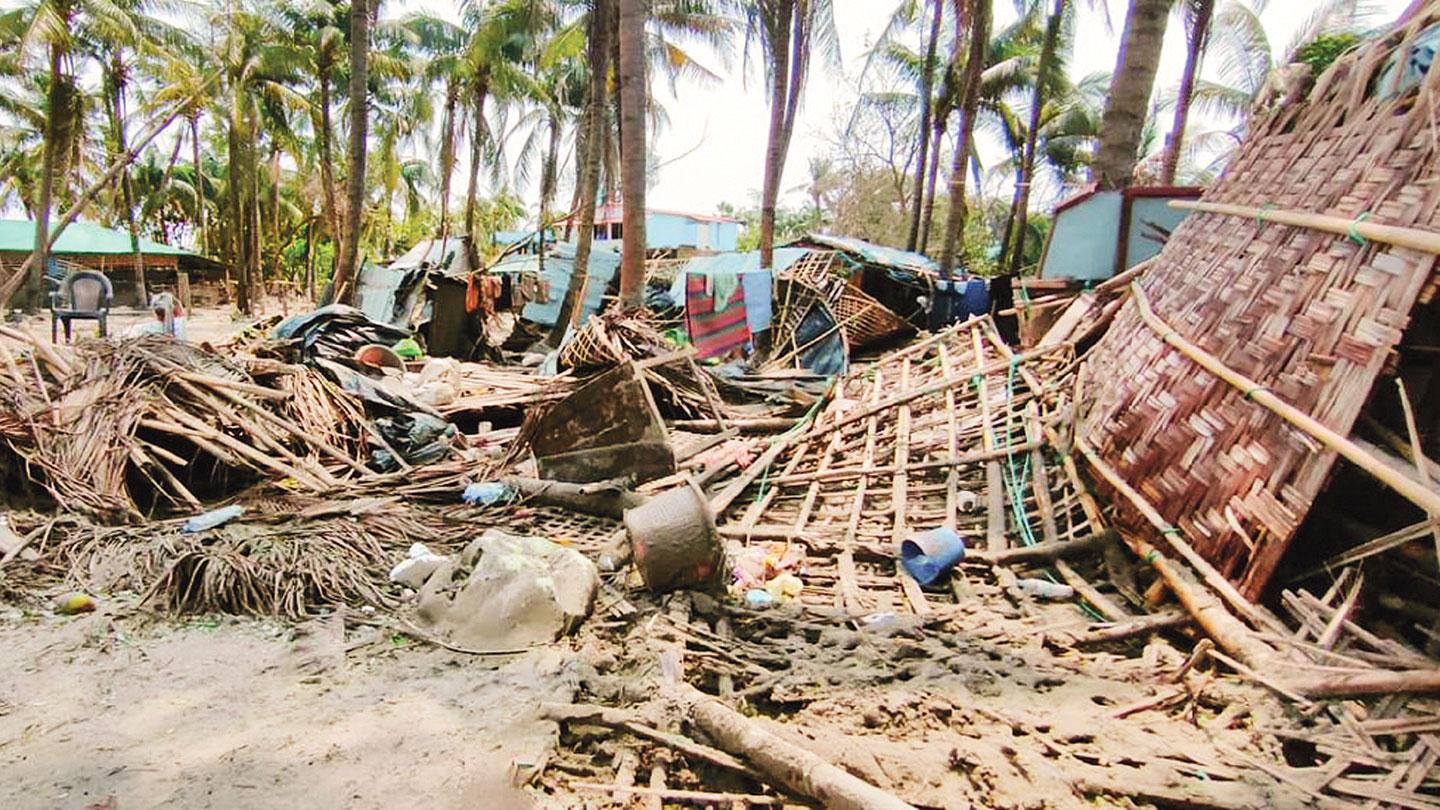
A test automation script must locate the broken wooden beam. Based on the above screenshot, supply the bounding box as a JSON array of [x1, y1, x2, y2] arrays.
[[672, 682, 918, 810]]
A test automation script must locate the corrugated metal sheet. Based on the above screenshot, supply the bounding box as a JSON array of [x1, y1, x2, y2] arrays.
[[390, 236, 469, 276], [489, 244, 621, 327], [794, 233, 938, 275], [0, 219, 194, 256]]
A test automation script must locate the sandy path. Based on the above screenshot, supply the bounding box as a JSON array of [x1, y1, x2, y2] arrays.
[[0, 609, 575, 810]]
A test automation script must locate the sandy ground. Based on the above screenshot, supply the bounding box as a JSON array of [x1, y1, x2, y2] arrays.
[[13, 297, 312, 348], [0, 605, 577, 810]]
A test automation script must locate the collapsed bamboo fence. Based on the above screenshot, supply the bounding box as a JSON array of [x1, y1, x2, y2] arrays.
[[1075, 5, 1440, 597]]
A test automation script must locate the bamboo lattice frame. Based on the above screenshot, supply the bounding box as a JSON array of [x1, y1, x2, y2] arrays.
[[716, 319, 1109, 615]]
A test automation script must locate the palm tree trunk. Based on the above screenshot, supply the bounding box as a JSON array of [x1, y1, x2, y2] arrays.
[[1094, 0, 1173, 190], [317, 69, 340, 249], [920, 116, 944, 253], [247, 131, 262, 305], [23, 44, 65, 311], [108, 60, 148, 307], [616, 0, 647, 309], [228, 108, 251, 314], [463, 78, 490, 242], [332, 0, 370, 305], [191, 113, 207, 255], [1161, 0, 1212, 185], [1004, 0, 1064, 277], [437, 79, 458, 246], [939, 0, 990, 279], [758, 1, 793, 270], [269, 143, 282, 286], [143, 127, 186, 231], [549, 0, 611, 342], [906, 0, 944, 252]]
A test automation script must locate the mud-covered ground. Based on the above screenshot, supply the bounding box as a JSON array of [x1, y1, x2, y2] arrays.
[[0, 606, 573, 810]]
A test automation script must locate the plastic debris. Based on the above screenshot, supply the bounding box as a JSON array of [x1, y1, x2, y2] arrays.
[[182, 504, 245, 534], [745, 588, 776, 608], [390, 542, 448, 589], [1015, 578, 1075, 601], [730, 543, 807, 604], [899, 527, 967, 586], [392, 337, 423, 360], [462, 481, 516, 506]]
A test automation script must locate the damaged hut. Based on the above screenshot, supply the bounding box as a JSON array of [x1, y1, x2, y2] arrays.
[[1073, 6, 1440, 629]]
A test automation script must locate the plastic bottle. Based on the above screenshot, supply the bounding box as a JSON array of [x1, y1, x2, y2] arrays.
[[1015, 578, 1075, 600], [182, 504, 245, 533]]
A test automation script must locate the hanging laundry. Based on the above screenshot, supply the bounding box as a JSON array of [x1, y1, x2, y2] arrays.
[[685, 272, 750, 359]]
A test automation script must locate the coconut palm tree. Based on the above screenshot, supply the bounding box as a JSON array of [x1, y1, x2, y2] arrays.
[[2, 0, 135, 308], [616, 0, 646, 309], [742, 0, 837, 271], [938, 0, 991, 278], [1094, 0, 1173, 190], [329, 0, 369, 305]]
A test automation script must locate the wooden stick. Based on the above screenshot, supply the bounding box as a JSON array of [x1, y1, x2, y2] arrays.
[[1076, 436, 1288, 645], [673, 682, 918, 810], [1130, 282, 1440, 517], [566, 782, 784, 805], [763, 441, 1042, 486], [1170, 199, 1440, 255], [1396, 379, 1440, 577], [1071, 611, 1192, 645], [971, 329, 1007, 551], [965, 531, 1116, 566], [539, 702, 758, 779]]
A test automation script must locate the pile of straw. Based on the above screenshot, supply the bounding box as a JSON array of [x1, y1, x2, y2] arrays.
[[0, 329, 377, 520]]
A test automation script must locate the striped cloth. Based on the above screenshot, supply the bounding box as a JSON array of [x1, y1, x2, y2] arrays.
[[685, 273, 750, 359]]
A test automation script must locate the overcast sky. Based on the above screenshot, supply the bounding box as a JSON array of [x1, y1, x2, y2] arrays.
[[427, 0, 1407, 217]]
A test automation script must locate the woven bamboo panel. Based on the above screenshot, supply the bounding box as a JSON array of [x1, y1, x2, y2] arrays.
[[1079, 8, 1440, 597]]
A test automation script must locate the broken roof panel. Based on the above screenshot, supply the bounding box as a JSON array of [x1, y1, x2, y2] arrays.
[[790, 233, 939, 276]]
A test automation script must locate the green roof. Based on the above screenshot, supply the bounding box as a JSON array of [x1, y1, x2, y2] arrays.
[[0, 219, 195, 257]]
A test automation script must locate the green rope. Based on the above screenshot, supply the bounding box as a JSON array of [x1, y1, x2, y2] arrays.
[[1256, 203, 1276, 227], [1348, 212, 1371, 245]]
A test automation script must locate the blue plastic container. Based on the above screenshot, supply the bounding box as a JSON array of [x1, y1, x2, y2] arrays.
[[900, 527, 967, 586]]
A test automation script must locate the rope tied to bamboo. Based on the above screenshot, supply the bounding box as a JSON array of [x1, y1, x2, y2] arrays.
[[1256, 203, 1277, 227], [1348, 212, 1372, 245]]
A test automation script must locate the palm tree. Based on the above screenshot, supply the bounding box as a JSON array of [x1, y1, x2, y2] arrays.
[[743, 0, 837, 271], [549, 0, 612, 341], [1159, 0, 1212, 184], [1093, 0, 1172, 190], [4, 0, 129, 308], [330, 0, 369, 305], [938, 0, 990, 278], [616, 0, 646, 309], [1002, 0, 1066, 277], [1169, 0, 1370, 182]]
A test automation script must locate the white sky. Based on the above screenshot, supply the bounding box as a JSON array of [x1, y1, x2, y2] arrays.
[[461, 0, 1409, 217]]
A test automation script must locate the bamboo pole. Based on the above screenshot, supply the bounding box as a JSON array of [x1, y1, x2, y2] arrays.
[[1076, 436, 1281, 668], [1130, 282, 1440, 517], [1170, 199, 1440, 255]]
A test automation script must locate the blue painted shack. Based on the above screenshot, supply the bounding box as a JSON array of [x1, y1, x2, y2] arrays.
[[584, 202, 741, 255], [1035, 185, 1202, 283]]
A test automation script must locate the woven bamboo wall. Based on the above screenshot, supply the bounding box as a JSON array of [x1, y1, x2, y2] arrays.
[[1079, 6, 1440, 598]]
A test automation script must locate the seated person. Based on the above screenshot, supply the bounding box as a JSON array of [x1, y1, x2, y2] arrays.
[[126, 292, 188, 340]]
